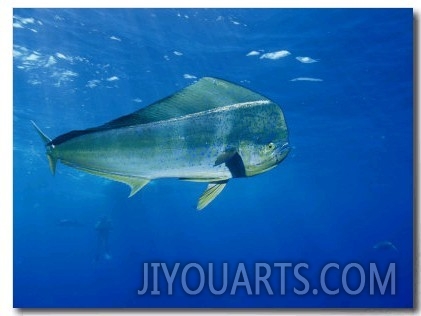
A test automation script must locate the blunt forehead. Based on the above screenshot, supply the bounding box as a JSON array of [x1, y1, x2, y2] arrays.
[[238, 102, 285, 139], [250, 114, 287, 145]]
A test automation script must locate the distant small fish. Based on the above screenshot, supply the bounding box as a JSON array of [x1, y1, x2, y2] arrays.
[[373, 241, 398, 253]]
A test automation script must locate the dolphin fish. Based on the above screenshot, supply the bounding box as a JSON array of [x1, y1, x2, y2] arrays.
[[32, 77, 289, 210]]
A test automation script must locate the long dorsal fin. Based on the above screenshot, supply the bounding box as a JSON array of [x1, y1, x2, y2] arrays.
[[99, 77, 270, 129], [51, 77, 271, 146]]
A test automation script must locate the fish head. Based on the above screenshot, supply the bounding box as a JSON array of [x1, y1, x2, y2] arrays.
[[239, 140, 290, 177], [233, 100, 289, 177]]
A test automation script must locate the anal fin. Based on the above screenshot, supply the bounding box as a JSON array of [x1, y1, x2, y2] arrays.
[[197, 180, 228, 211], [100, 173, 150, 197], [94, 172, 150, 197], [126, 178, 150, 197], [68, 165, 150, 198]]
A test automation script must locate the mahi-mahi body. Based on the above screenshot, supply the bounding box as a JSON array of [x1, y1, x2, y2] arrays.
[[33, 77, 289, 210]]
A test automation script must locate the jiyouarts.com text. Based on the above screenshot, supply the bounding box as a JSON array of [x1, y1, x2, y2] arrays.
[[137, 262, 395, 296]]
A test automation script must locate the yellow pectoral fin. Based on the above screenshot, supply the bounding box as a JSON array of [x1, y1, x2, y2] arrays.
[[197, 180, 228, 211]]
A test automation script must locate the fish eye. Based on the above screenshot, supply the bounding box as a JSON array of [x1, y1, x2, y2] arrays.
[[268, 142, 275, 150]]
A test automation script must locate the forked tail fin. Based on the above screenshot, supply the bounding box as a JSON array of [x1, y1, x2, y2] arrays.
[[31, 120, 57, 175]]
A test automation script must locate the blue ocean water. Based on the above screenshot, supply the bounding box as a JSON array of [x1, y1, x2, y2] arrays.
[[13, 8, 413, 308]]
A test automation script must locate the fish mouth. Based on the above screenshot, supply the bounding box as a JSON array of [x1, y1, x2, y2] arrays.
[[274, 142, 290, 163], [245, 142, 290, 177]]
